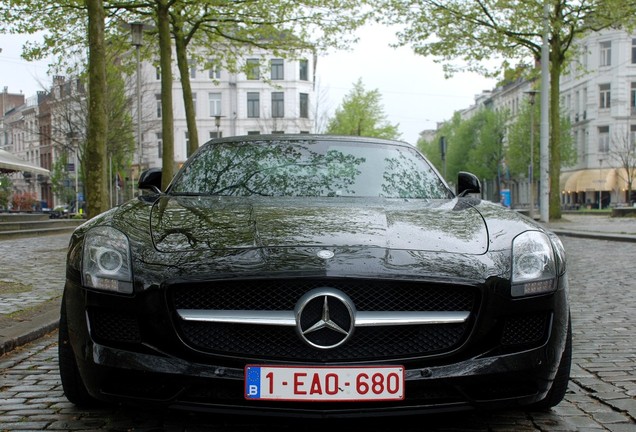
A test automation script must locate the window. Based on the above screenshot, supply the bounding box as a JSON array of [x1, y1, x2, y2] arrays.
[[631, 83, 636, 111], [271, 59, 284, 80], [299, 93, 309, 118], [156, 132, 163, 158], [155, 94, 162, 118], [299, 59, 308, 81], [632, 39, 636, 64], [247, 92, 260, 118], [599, 83, 611, 109], [155, 67, 161, 80], [599, 41, 611, 66], [247, 131, 261, 135], [208, 93, 221, 117], [272, 92, 284, 118], [189, 59, 196, 78], [631, 125, 636, 149], [271, 131, 284, 134], [209, 131, 221, 139], [247, 59, 260, 80], [208, 62, 221, 79], [598, 126, 610, 153]]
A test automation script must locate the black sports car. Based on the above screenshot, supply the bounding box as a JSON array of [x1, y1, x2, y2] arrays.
[[59, 134, 571, 418]]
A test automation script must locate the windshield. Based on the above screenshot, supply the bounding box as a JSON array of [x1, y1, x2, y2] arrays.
[[168, 137, 453, 199]]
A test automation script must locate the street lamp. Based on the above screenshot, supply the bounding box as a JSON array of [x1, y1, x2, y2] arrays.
[[214, 115, 223, 137], [66, 132, 80, 214], [439, 136, 447, 179], [524, 90, 539, 220]]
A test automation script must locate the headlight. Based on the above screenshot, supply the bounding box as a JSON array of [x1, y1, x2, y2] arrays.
[[82, 226, 133, 294], [511, 231, 557, 297]]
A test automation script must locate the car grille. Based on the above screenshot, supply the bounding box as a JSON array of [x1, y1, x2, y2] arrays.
[[500, 313, 549, 346], [169, 278, 477, 361], [89, 308, 142, 344]]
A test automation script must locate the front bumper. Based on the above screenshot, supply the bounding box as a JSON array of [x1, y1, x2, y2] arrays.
[[64, 277, 569, 418], [74, 337, 560, 418]]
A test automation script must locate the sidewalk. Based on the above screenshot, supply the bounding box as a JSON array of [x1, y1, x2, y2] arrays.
[[543, 213, 636, 242], [0, 232, 69, 355], [1, 213, 636, 356]]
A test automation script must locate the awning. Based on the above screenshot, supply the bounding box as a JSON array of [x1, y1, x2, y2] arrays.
[[0, 149, 50, 176], [561, 168, 617, 192], [559, 171, 574, 191]]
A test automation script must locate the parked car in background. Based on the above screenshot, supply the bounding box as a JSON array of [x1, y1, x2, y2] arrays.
[[59, 134, 571, 417]]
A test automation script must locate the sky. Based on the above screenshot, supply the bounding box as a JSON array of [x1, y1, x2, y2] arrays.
[[314, 24, 497, 144], [1, 25, 497, 146]]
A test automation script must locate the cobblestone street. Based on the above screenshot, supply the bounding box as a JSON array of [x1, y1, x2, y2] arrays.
[[0, 233, 635, 430], [0, 234, 68, 315]]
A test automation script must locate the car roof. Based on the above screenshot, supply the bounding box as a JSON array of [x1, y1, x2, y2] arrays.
[[202, 134, 414, 148]]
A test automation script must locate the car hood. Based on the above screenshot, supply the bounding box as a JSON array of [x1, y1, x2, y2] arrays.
[[149, 196, 489, 255]]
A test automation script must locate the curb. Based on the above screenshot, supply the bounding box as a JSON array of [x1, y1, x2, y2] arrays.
[[549, 229, 636, 243], [0, 298, 60, 356]]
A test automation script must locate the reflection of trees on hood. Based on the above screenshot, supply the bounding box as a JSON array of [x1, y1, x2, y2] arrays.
[[172, 141, 364, 197]]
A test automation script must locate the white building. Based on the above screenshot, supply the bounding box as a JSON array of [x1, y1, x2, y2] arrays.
[[136, 51, 315, 171], [559, 28, 636, 208]]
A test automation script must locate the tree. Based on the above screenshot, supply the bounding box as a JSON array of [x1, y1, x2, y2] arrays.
[[378, 0, 636, 219], [418, 112, 460, 179], [2, 0, 113, 217], [166, 0, 371, 156], [3, 0, 373, 198], [0, 175, 12, 209], [326, 78, 401, 139], [84, 0, 109, 218], [48, 156, 76, 207], [463, 109, 508, 183], [609, 127, 636, 203], [506, 95, 575, 180], [418, 108, 509, 201]]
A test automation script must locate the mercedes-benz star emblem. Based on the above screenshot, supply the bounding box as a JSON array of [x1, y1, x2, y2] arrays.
[[316, 250, 335, 259], [294, 288, 356, 349]]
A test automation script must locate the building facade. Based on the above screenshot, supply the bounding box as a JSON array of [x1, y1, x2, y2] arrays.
[[136, 51, 315, 171], [1, 49, 316, 211], [1, 93, 51, 209], [560, 28, 636, 208]]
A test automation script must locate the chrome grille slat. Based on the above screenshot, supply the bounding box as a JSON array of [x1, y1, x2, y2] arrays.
[[177, 309, 470, 326]]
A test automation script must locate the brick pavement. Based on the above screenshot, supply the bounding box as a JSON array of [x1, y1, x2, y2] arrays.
[[0, 233, 69, 316], [0, 233, 69, 354]]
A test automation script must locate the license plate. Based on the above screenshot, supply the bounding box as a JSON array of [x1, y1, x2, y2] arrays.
[[244, 365, 404, 401]]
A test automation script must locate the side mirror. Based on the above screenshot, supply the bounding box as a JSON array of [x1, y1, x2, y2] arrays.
[[457, 171, 481, 197], [138, 168, 162, 194]]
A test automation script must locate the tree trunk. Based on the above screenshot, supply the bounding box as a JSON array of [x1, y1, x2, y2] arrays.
[[174, 25, 199, 157], [157, 0, 175, 190], [85, 0, 109, 218]]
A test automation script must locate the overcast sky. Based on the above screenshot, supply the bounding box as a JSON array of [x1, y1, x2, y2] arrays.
[[1, 24, 497, 145]]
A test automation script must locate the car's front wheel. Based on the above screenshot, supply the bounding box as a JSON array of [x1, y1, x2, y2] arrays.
[[58, 294, 98, 407]]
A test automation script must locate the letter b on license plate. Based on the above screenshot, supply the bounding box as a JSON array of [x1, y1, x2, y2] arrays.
[[245, 365, 404, 401]]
